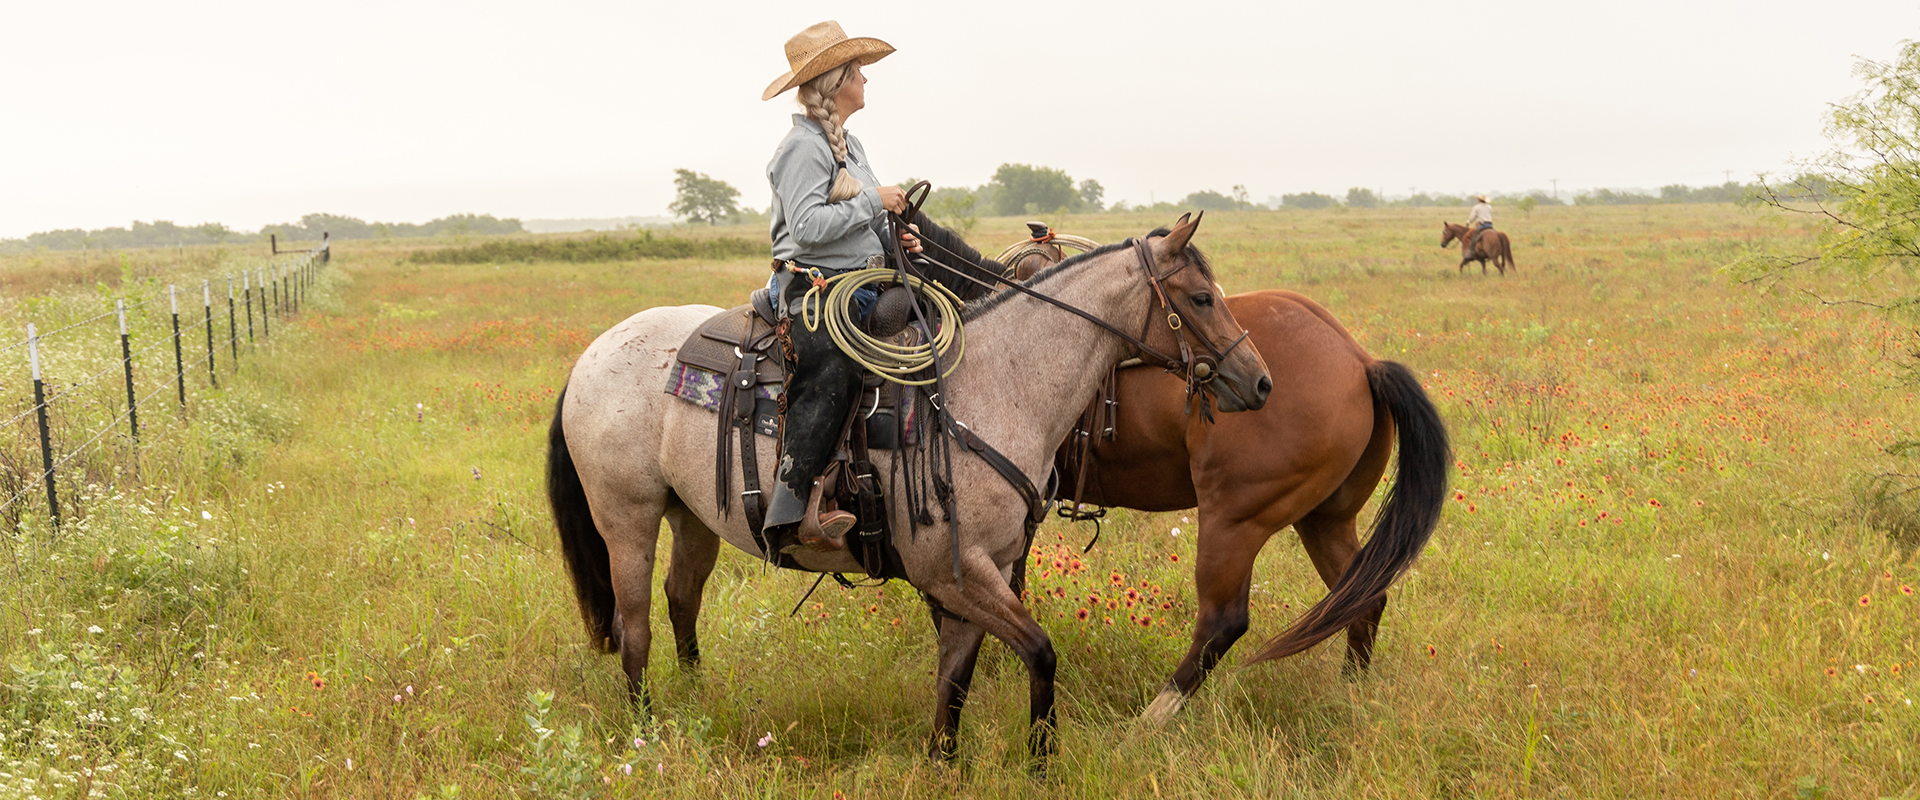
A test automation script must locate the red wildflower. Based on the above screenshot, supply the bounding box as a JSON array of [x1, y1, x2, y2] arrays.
[[1859, 595, 1872, 607]]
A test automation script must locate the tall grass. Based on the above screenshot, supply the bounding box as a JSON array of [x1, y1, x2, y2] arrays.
[[2, 205, 1916, 798]]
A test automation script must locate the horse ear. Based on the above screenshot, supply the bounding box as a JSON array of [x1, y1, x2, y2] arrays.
[[1161, 210, 1203, 253]]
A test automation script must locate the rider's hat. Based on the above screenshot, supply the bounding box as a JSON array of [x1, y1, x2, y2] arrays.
[[1475, 194, 1489, 203], [762, 21, 895, 101]]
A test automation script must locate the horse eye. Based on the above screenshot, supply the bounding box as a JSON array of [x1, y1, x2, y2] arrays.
[[1193, 293, 1213, 307]]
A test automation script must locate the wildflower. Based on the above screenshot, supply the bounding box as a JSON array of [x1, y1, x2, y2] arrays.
[[202, 510, 213, 520], [1902, 585, 1914, 596], [1427, 645, 1437, 658], [1454, 492, 1465, 502], [757, 732, 774, 749], [1104, 617, 1114, 626], [635, 738, 646, 749], [1825, 666, 1838, 677], [1139, 616, 1153, 628], [1076, 609, 1089, 621], [472, 466, 482, 480], [1859, 595, 1872, 607], [1892, 664, 1903, 677], [1169, 553, 1180, 563], [1648, 498, 1662, 508], [622, 764, 633, 776], [394, 694, 403, 703], [1110, 572, 1124, 586], [88, 625, 104, 634], [1125, 588, 1140, 602], [406, 685, 414, 695], [1467, 503, 1477, 513]]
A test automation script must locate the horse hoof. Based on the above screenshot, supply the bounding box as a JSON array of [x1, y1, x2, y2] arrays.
[[1140, 687, 1185, 726]]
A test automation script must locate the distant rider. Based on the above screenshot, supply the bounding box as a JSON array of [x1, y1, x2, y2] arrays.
[[1465, 195, 1493, 252]]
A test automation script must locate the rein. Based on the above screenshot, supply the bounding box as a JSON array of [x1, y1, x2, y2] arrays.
[[885, 206, 1251, 393]]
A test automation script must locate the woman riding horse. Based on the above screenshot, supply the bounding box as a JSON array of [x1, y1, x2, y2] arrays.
[[760, 21, 1003, 553]]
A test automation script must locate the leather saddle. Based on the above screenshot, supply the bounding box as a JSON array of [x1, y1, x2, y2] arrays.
[[673, 288, 913, 449], [671, 286, 920, 577]]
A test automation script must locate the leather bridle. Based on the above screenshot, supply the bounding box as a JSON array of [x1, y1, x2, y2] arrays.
[[886, 185, 1251, 401]]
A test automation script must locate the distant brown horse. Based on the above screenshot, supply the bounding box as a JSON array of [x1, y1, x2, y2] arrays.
[[1010, 253, 1451, 722], [1440, 222, 1514, 275]]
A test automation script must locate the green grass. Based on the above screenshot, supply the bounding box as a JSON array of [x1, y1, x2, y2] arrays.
[[3, 205, 1918, 798]]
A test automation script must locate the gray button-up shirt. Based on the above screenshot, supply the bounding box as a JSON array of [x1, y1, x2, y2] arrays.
[[767, 114, 886, 273]]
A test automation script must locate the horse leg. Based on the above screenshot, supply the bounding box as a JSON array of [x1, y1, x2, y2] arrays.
[[596, 495, 669, 708], [1142, 515, 1265, 724], [919, 553, 1058, 769], [662, 502, 721, 668], [924, 602, 988, 763], [1294, 514, 1387, 676]]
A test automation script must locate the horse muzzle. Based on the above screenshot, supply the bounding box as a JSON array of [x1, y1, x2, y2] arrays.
[[1207, 350, 1271, 413]]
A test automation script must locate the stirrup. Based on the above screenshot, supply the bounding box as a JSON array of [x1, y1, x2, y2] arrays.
[[795, 478, 853, 552]]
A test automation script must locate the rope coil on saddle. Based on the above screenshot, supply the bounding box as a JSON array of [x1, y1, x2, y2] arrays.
[[798, 266, 966, 385]]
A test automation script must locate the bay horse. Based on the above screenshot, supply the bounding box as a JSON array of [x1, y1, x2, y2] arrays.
[[1440, 221, 1514, 275], [546, 216, 1270, 764], [1010, 250, 1451, 724]]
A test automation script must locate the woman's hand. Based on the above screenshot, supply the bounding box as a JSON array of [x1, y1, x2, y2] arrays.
[[877, 185, 909, 214], [900, 223, 923, 254]]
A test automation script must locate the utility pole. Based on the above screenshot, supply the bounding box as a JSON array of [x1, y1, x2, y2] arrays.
[[1724, 169, 1733, 185], [1550, 178, 1559, 200]]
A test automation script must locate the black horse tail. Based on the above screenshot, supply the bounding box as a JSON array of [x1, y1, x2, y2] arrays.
[[548, 385, 619, 653], [1247, 360, 1451, 664]]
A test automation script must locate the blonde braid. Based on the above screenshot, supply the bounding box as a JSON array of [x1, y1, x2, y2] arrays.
[[797, 64, 863, 203]]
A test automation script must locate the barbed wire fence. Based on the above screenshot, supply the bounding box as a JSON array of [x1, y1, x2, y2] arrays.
[[0, 239, 331, 560]]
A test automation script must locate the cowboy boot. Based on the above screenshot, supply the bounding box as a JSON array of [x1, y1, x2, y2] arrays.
[[796, 477, 856, 551]]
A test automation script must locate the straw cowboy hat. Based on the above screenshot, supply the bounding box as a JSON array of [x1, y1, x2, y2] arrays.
[[762, 21, 895, 101], [1474, 194, 1490, 203]]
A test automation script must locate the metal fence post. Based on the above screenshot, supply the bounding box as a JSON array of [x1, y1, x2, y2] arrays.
[[260, 268, 270, 339], [171, 285, 185, 406], [272, 264, 281, 316], [203, 280, 218, 388], [227, 276, 237, 364], [27, 324, 59, 533], [244, 271, 254, 343], [118, 300, 138, 445]]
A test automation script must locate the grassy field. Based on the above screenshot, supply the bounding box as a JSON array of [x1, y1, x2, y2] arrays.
[[3, 204, 1918, 798]]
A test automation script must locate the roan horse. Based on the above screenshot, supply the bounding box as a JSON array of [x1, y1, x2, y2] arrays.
[[546, 216, 1270, 764], [1440, 221, 1515, 275], [1008, 243, 1451, 723]]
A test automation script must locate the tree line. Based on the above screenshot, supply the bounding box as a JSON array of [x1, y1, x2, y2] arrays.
[[669, 164, 1796, 236], [0, 212, 525, 254]]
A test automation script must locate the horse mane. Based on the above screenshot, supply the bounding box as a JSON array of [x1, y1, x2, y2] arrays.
[[960, 227, 1214, 322]]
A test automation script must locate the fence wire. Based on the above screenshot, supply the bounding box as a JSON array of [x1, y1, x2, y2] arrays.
[[2, 245, 329, 539]]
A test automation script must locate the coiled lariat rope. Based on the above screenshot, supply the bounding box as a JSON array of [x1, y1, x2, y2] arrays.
[[800, 267, 966, 386]]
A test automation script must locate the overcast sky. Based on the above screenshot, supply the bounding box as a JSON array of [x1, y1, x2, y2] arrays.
[[4, 1, 1917, 238]]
